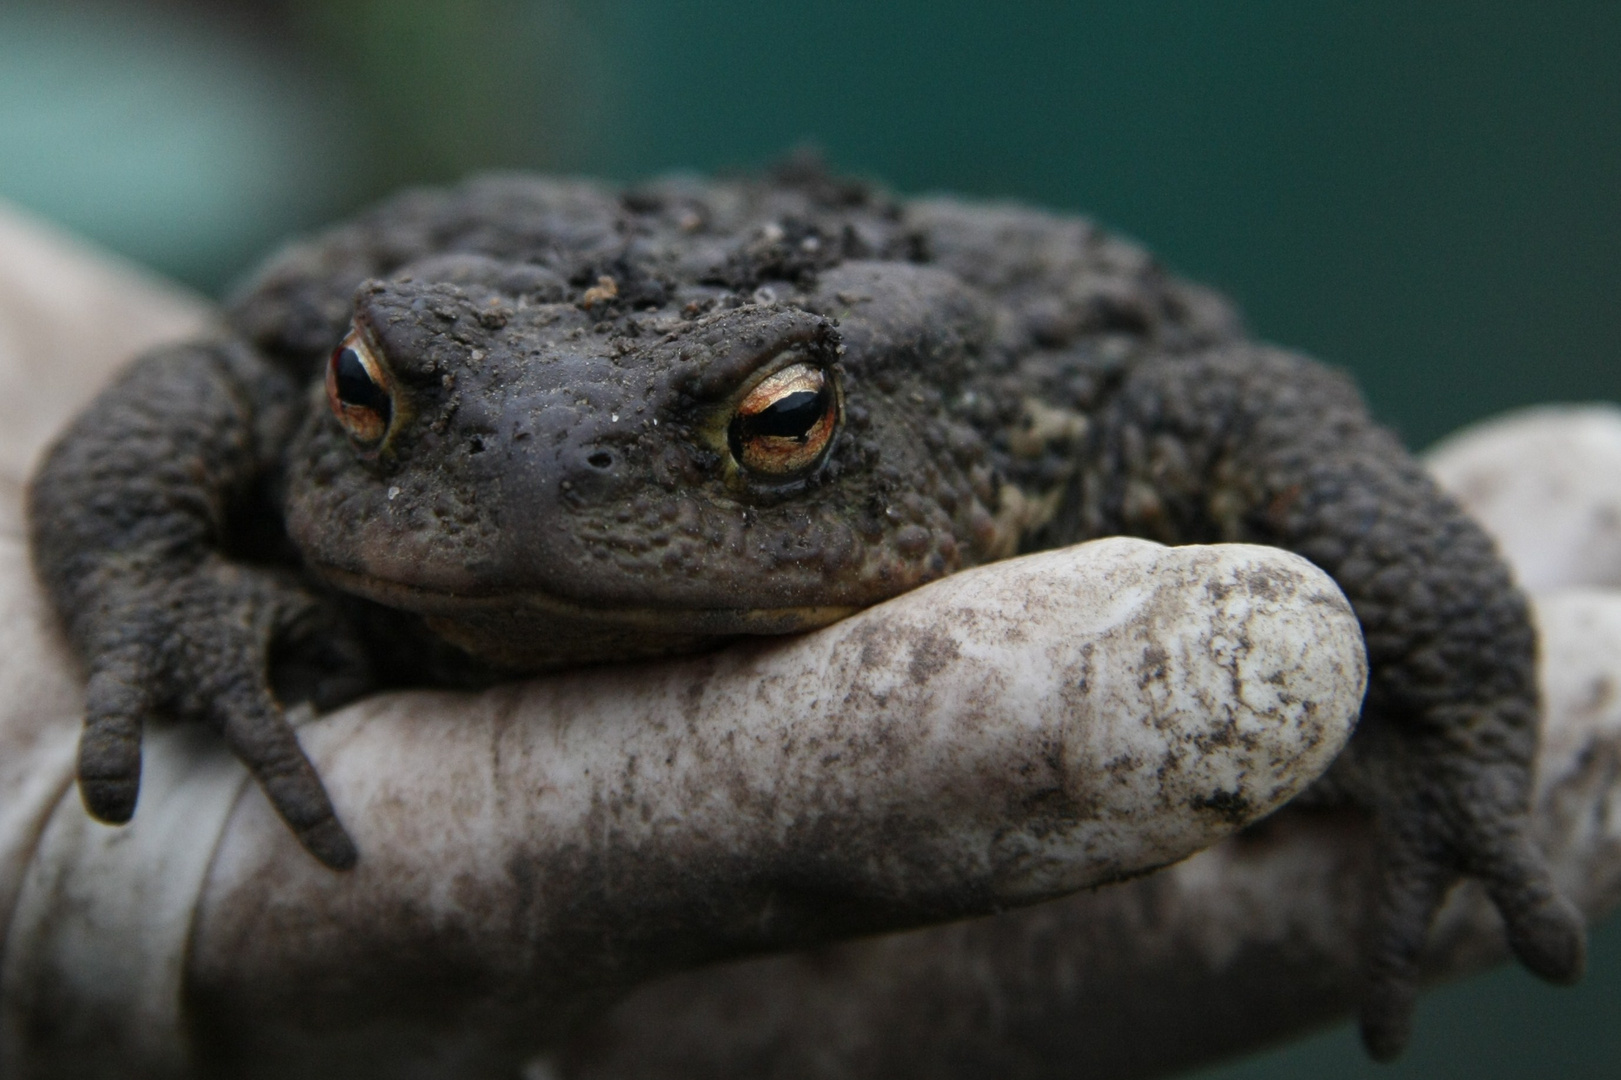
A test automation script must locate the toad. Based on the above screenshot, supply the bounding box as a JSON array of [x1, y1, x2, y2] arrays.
[[27, 161, 1582, 1057]]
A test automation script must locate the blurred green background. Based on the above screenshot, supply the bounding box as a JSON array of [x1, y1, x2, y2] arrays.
[[2, 1, 1617, 1075]]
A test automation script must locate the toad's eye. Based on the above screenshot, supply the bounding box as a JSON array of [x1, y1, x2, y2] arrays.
[[325, 330, 394, 448], [727, 362, 838, 478]]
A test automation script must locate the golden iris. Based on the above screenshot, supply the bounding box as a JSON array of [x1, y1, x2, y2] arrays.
[[325, 329, 394, 448], [727, 362, 837, 477]]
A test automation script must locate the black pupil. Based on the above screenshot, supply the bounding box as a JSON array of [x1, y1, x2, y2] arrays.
[[744, 388, 826, 440], [333, 347, 391, 424]]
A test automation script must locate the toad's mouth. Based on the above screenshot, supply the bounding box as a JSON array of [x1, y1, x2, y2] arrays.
[[315, 564, 861, 671]]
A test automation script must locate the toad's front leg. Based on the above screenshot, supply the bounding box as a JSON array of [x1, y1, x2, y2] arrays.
[[28, 340, 370, 868], [1085, 344, 1585, 1058]]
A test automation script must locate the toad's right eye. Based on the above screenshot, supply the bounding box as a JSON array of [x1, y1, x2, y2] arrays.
[[326, 330, 394, 448]]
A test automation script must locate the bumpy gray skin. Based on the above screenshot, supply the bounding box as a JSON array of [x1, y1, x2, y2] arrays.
[[27, 162, 1583, 1058]]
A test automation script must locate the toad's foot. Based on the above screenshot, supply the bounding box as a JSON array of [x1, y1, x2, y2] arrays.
[[1352, 717, 1585, 1060], [76, 560, 369, 869]]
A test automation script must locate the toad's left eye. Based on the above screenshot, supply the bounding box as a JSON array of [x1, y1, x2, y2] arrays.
[[325, 329, 395, 449], [727, 362, 839, 478]]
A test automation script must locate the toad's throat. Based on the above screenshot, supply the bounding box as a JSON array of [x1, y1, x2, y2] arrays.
[[315, 564, 861, 672]]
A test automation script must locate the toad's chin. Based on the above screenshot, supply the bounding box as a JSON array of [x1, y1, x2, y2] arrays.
[[312, 564, 859, 672]]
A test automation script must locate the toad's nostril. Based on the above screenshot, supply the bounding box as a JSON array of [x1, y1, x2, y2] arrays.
[[558, 443, 629, 503]]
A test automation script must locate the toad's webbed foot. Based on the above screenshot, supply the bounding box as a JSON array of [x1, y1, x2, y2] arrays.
[[1093, 345, 1587, 1057], [29, 339, 370, 868], [77, 561, 370, 868], [1348, 716, 1583, 1059]]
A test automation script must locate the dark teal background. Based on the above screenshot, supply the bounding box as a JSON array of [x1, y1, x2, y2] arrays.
[[2, 2, 1617, 1075]]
